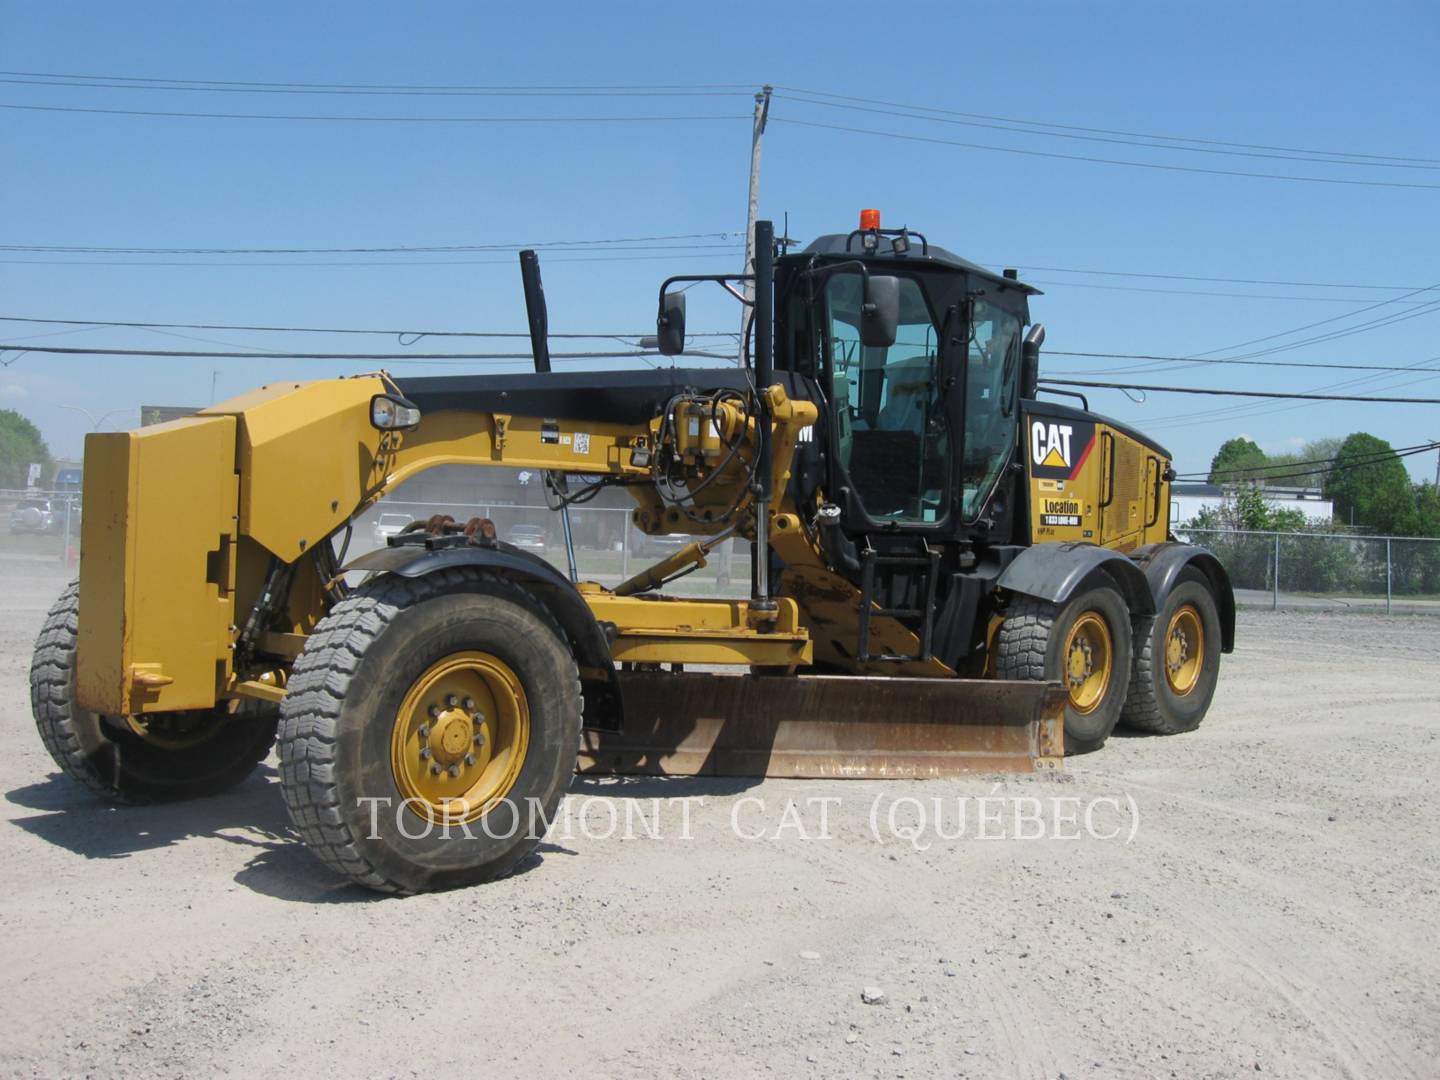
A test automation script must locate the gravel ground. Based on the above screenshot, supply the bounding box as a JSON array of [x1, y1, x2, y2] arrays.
[[1, 567, 1437, 1079]]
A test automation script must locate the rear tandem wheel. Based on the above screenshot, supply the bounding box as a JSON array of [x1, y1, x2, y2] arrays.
[[1121, 566, 1222, 735]]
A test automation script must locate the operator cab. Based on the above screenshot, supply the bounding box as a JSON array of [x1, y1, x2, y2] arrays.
[[774, 210, 1040, 545]]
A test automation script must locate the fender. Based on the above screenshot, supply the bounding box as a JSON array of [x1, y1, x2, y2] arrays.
[[1129, 542, 1236, 653], [344, 541, 623, 729], [997, 541, 1156, 618]]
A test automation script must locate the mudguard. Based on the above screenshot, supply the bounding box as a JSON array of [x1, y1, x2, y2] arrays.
[[997, 541, 1156, 618], [343, 542, 622, 728], [1128, 542, 1236, 653]]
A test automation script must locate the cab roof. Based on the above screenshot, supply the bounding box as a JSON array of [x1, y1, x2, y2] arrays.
[[789, 232, 1042, 296]]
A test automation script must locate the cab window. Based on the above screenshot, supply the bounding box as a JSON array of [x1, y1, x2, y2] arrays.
[[826, 272, 949, 524]]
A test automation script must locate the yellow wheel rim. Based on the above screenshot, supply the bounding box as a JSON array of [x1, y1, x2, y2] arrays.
[[1062, 611, 1113, 715], [391, 651, 530, 825], [1164, 605, 1205, 696]]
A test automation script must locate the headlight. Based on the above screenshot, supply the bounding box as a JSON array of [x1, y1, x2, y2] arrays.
[[371, 394, 421, 431]]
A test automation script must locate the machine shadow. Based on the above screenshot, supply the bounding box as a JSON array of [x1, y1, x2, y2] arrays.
[[5, 765, 379, 904], [569, 773, 763, 799]]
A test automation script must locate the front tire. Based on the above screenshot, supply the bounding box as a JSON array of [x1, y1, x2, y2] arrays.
[[997, 585, 1133, 755], [1122, 568, 1222, 735], [29, 581, 278, 803], [277, 568, 582, 895]]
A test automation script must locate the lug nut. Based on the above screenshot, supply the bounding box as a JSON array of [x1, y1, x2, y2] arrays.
[[446, 695, 458, 708], [419, 747, 432, 760], [471, 712, 485, 725], [448, 764, 460, 778], [428, 705, 441, 719], [464, 753, 476, 766], [473, 732, 486, 746], [417, 725, 430, 739], [430, 764, 441, 776], [463, 697, 475, 710]]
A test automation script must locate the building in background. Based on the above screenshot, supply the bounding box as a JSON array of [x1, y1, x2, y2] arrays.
[[1172, 482, 1332, 526]]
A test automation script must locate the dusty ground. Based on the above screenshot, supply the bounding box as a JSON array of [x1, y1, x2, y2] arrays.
[[1, 567, 1436, 1079]]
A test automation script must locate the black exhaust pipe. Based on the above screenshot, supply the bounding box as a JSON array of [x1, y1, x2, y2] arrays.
[[751, 219, 777, 613], [519, 249, 551, 374]]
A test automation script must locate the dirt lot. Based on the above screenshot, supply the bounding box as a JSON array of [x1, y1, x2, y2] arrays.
[[1, 567, 1436, 1079]]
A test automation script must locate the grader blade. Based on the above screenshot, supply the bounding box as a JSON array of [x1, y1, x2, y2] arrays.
[[578, 672, 1066, 778]]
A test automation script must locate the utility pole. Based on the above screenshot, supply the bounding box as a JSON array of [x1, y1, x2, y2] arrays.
[[739, 85, 773, 365], [1433, 438, 1439, 488]]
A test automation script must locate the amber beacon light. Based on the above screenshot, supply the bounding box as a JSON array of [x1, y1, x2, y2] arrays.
[[858, 208, 881, 231]]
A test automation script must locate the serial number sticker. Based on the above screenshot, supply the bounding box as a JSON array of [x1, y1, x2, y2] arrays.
[[574, 432, 591, 454], [1041, 514, 1082, 527]]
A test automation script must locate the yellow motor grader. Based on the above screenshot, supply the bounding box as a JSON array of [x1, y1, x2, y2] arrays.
[[30, 214, 1233, 893]]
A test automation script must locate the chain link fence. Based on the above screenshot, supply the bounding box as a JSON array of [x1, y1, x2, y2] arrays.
[[0, 489, 755, 596], [350, 500, 753, 596], [1175, 527, 1440, 614], [10, 487, 1434, 613]]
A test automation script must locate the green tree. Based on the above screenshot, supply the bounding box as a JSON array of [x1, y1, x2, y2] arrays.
[[1294, 436, 1344, 491], [1324, 433, 1414, 534], [1415, 482, 1440, 539], [1207, 436, 1267, 484], [0, 409, 52, 489]]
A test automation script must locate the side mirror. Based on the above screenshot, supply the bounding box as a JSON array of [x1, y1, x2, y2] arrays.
[[1020, 323, 1045, 399], [860, 275, 899, 348], [852, 275, 898, 351], [657, 291, 687, 356]]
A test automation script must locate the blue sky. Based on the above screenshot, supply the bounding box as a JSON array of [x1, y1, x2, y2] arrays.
[[2, 1, 1437, 479]]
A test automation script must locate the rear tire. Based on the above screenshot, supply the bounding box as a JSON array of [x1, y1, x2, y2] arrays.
[[29, 580, 278, 803], [997, 585, 1133, 755], [277, 568, 582, 895], [1121, 568, 1221, 735]]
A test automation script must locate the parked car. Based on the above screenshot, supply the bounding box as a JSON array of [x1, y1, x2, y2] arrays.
[[373, 512, 413, 546], [506, 524, 548, 554], [9, 498, 68, 535]]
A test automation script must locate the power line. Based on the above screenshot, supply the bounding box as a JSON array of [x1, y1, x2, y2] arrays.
[[1028, 279, 1439, 304], [0, 343, 733, 364], [1038, 377, 1440, 404], [0, 314, 738, 340], [773, 85, 1440, 166], [771, 116, 1440, 191], [996, 263, 1433, 292], [1179, 442, 1440, 485], [15, 70, 1435, 168], [1185, 284, 1440, 359], [0, 233, 740, 255], [0, 70, 755, 93], [0, 75, 751, 99], [0, 101, 750, 124], [0, 251, 741, 268], [772, 92, 1440, 172], [1140, 360, 1440, 430], [1177, 440, 1440, 480], [1045, 350, 1440, 375], [0, 317, 1423, 373]]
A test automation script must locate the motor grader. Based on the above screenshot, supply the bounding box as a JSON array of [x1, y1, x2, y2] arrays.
[[30, 213, 1233, 893]]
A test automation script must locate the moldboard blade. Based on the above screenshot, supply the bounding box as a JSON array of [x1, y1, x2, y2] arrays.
[[578, 672, 1065, 778]]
